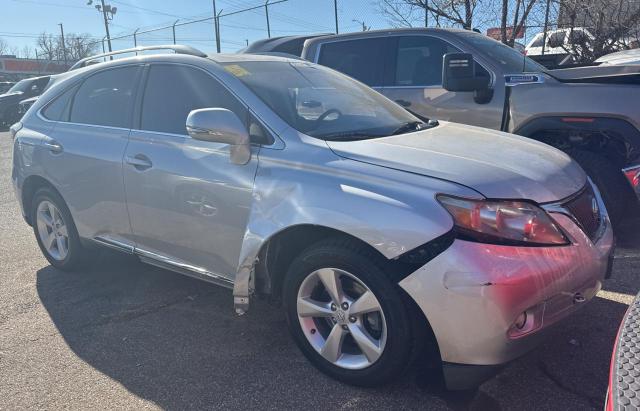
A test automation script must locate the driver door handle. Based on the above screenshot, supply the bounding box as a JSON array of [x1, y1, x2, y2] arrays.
[[125, 154, 153, 170]]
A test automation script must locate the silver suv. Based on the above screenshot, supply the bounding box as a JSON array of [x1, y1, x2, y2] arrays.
[[12, 46, 614, 389]]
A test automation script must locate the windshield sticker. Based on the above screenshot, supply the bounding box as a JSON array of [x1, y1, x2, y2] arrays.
[[224, 65, 251, 77]]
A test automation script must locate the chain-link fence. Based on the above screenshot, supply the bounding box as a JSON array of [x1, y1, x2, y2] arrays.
[[88, 0, 413, 54]]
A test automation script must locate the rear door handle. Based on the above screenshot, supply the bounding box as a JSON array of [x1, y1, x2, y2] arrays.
[[125, 154, 153, 170], [395, 99, 411, 107], [43, 140, 63, 153]]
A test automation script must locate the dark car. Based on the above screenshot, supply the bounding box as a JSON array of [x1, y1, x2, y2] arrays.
[[240, 34, 327, 57], [606, 291, 640, 410], [0, 76, 50, 126], [0, 81, 15, 94]]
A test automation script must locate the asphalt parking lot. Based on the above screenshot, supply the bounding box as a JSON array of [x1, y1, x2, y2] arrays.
[[1, 130, 639, 410]]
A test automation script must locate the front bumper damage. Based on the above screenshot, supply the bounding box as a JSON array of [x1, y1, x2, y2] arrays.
[[399, 212, 614, 390]]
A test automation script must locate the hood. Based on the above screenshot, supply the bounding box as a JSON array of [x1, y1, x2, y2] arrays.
[[0, 92, 23, 106], [19, 96, 39, 105], [549, 65, 640, 84], [326, 122, 586, 204]]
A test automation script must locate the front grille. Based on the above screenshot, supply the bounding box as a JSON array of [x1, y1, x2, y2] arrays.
[[563, 184, 602, 240]]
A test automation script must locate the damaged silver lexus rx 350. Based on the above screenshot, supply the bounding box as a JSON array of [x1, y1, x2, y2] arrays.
[[11, 46, 614, 389]]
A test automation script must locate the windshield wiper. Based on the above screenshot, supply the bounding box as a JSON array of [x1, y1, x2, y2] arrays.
[[320, 131, 385, 141], [390, 121, 425, 136]]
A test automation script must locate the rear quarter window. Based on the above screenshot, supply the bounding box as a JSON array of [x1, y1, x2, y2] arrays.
[[41, 84, 79, 121]]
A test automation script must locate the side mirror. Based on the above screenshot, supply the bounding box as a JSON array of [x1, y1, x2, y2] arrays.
[[186, 108, 251, 165], [442, 53, 489, 92]]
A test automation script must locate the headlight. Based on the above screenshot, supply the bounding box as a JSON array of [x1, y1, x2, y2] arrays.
[[437, 195, 569, 246]]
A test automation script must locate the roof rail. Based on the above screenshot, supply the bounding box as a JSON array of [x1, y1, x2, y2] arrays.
[[69, 45, 207, 71]]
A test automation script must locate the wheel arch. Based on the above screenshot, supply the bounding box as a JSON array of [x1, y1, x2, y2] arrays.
[[21, 174, 65, 226], [252, 224, 383, 301], [254, 223, 445, 368], [514, 115, 640, 166]]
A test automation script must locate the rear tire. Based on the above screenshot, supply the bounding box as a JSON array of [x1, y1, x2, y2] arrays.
[[31, 187, 89, 271], [567, 149, 632, 227], [283, 237, 425, 387]]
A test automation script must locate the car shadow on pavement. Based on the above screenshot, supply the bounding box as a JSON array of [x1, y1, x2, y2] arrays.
[[35, 245, 636, 410]]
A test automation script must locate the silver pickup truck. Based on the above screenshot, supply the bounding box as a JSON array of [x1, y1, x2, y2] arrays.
[[245, 28, 640, 226]]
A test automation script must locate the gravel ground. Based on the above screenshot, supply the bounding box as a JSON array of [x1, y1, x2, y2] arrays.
[[1, 130, 639, 410]]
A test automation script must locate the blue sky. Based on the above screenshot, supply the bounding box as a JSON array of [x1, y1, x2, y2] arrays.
[[2, 0, 552, 56]]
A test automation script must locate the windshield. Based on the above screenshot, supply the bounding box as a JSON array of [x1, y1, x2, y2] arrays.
[[529, 34, 544, 48], [222, 61, 422, 140], [7, 79, 31, 94], [458, 31, 546, 73]]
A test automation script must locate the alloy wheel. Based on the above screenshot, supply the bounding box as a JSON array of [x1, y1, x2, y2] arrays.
[[296, 268, 387, 370], [36, 200, 69, 261]]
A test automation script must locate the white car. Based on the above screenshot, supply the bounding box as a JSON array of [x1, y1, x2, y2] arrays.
[[595, 48, 640, 65], [525, 28, 593, 57]]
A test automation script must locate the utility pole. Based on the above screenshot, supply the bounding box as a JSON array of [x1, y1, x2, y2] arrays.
[[215, 9, 223, 53], [87, 0, 116, 53], [334, 0, 339, 34], [58, 23, 67, 65], [541, 0, 551, 55], [265, 0, 271, 38], [213, 0, 221, 53], [424, 0, 428, 27], [352, 19, 368, 32], [99, 0, 112, 52]]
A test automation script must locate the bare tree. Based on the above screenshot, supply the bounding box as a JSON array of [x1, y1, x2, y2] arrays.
[[63, 33, 98, 60], [37, 33, 58, 60], [558, 0, 640, 62], [380, 0, 482, 30], [36, 32, 97, 61], [0, 37, 9, 55], [499, 0, 542, 46]]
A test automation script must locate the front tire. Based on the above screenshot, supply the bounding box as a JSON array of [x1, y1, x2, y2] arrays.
[[283, 238, 420, 387], [567, 149, 632, 227], [31, 187, 88, 271]]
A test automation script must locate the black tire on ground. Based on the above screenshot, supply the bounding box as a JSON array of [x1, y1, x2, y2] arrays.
[[283, 237, 429, 387], [31, 187, 90, 271], [567, 149, 633, 227]]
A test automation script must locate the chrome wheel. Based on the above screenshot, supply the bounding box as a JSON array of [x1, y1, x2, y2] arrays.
[[296, 268, 387, 370], [36, 200, 69, 261]]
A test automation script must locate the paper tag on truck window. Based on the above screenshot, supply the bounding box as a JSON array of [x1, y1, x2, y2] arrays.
[[224, 65, 250, 77]]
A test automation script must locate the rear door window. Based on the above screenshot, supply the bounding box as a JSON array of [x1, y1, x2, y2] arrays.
[[317, 38, 388, 86], [70, 66, 139, 128], [394, 36, 459, 87], [139, 64, 247, 136]]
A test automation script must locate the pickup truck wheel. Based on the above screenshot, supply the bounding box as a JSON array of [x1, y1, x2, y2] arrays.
[[283, 238, 418, 387], [567, 149, 631, 227], [31, 187, 89, 271]]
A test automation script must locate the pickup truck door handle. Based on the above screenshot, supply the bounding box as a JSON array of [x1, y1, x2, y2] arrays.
[[43, 140, 63, 153], [125, 154, 153, 170]]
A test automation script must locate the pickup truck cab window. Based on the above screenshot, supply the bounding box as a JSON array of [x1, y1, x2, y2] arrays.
[[394, 36, 460, 87], [317, 38, 387, 86], [458, 31, 545, 73]]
